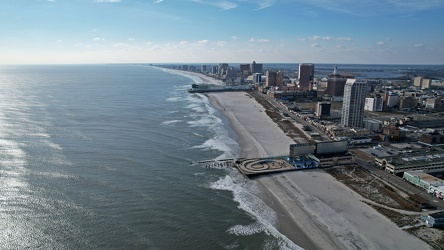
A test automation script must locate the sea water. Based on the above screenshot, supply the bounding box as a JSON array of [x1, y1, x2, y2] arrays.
[[0, 65, 298, 249]]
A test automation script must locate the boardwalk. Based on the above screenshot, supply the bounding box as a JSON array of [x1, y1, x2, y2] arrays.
[[191, 157, 321, 176]]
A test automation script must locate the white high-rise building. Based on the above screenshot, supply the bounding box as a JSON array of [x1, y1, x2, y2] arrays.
[[341, 79, 367, 128], [365, 96, 383, 111]]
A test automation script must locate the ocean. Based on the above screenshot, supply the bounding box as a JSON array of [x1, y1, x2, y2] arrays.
[[0, 65, 298, 249]]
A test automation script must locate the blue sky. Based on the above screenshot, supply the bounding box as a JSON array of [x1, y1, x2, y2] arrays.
[[1, 0, 444, 64]]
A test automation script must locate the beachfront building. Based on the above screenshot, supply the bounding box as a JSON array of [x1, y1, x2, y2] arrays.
[[341, 79, 367, 128], [201, 65, 207, 73], [289, 141, 352, 167], [298, 63, 314, 91], [218, 63, 229, 76], [211, 66, 218, 74]]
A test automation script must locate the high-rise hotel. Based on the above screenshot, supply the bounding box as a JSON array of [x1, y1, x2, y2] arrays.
[[341, 79, 367, 128], [298, 63, 314, 91]]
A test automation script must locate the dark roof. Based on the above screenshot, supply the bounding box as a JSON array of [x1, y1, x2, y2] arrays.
[[430, 213, 444, 219]]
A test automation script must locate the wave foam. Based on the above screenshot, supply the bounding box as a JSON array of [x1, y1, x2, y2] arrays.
[[211, 171, 302, 250], [227, 223, 265, 236], [161, 120, 182, 126]]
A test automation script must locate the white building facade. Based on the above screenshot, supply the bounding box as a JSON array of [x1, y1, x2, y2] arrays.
[[364, 96, 383, 111], [341, 79, 367, 128]]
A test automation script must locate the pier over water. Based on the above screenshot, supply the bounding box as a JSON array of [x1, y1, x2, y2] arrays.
[[192, 156, 320, 177]]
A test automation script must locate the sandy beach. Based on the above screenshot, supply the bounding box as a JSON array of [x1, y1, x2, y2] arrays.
[[185, 71, 430, 249]]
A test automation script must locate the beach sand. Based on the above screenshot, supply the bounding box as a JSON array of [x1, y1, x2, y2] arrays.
[[184, 71, 430, 249]]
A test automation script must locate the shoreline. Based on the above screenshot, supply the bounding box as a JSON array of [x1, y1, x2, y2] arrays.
[[179, 70, 429, 249], [208, 91, 339, 249]]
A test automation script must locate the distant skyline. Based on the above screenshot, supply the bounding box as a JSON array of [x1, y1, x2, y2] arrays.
[[2, 0, 444, 65]]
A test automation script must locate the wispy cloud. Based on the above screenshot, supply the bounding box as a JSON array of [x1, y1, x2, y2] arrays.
[[250, 38, 270, 43], [192, 0, 237, 10], [414, 44, 424, 48], [313, 35, 332, 41], [113, 43, 130, 48], [376, 41, 384, 45], [92, 37, 105, 41], [256, 0, 276, 10], [197, 39, 209, 45], [154, 0, 164, 3], [95, 0, 121, 2], [337, 37, 352, 41], [311, 43, 321, 47]]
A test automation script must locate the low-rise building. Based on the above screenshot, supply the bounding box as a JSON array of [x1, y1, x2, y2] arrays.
[[364, 118, 383, 132], [349, 137, 372, 145], [419, 131, 444, 146], [289, 141, 352, 167], [376, 153, 444, 174], [402, 171, 444, 190], [423, 213, 444, 228], [315, 102, 331, 118], [380, 126, 405, 142]]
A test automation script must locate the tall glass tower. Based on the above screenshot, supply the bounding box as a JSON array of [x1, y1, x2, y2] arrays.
[[341, 79, 367, 127]]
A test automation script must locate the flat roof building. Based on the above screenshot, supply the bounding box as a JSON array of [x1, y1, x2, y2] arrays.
[[376, 152, 444, 174]]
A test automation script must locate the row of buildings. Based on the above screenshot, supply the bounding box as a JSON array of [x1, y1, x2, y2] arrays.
[[175, 62, 444, 180], [174, 62, 316, 91]]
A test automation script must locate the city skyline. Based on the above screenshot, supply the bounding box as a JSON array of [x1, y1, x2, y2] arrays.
[[2, 0, 444, 65]]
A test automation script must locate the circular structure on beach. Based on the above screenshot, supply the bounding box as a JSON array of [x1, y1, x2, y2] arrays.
[[245, 159, 285, 171], [236, 158, 294, 176]]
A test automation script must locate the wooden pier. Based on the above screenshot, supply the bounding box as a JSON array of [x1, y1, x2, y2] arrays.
[[191, 157, 299, 176]]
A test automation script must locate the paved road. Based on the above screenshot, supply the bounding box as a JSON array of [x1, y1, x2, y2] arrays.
[[355, 158, 444, 210], [260, 93, 331, 142]]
